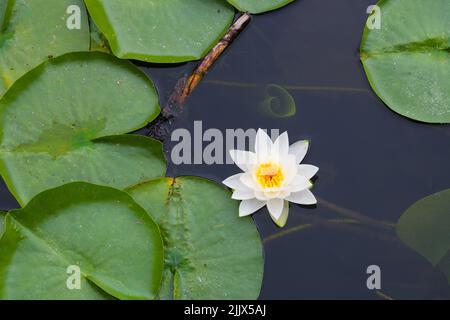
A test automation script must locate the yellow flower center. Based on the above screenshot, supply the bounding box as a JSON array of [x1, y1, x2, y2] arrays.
[[256, 162, 284, 189]]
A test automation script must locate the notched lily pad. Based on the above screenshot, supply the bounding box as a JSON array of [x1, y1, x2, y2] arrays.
[[89, 18, 110, 53], [227, 0, 295, 14], [397, 189, 450, 283], [84, 0, 235, 63], [127, 176, 264, 300], [360, 0, 450, 123], [0, 0, 90, 98], [0, 52, 165, 205], [0, 182, 164, 300]]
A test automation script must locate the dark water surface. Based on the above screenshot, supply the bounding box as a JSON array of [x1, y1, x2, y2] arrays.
[[2, 0, 450, 299]]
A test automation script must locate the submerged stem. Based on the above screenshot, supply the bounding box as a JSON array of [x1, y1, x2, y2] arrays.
[[375, 290, 395, 300], [263, 223, 314, 243], [204, 79, 371, 93], [263, 197, 398, 244], [263, 219, 361, 243], [317, 197, 396, 230]]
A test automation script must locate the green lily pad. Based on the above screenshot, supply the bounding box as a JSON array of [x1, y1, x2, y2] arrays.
[[0, 182, 164, 300], [127, 177, 264, 299], [84, 0, 235, 63], [89, 18, 110, 53], [0, 52, 164, 206], [0, 0, 9, 28], [397, 189, 450, 283], [0, 211, 5, 237], [0, 0, 90, 98], [360, 0, 450, 123], [227, 0, 295, 14]]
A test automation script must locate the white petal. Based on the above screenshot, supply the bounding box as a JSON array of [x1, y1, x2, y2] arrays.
[[286, 189, 317, 205], [278, 190, 291, 199], [232, 190, 255, 200], [271, 201, 289, 228], [239, 199, 266, 217], [229, 150, 256, 172], [255, 191, 268, 201], [298, 164, 319, 179], [272, 132, 289, 160], [223, 173, 250, 191], [289, 140, 309, 164], [289, 175, 312, 192], [255, 129, 272, 160], [240, 173, 259, 190], [267, 198, 284, 220], [262, 191, 281, 199], [281, 154, 298, 185]]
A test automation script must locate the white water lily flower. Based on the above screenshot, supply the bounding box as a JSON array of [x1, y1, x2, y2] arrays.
[[223, 129, 318, 227]]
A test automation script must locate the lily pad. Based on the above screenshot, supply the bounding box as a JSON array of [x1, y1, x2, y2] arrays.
[[84, 0, 235, 63], [0, 0, 90, 98], [397, 189, 450, 283], [0, 182, 164, 300], [127, 177, 264, 299], [227, 0, 295, 14], [360, 0, 450, 123], [0, 52, 165, 206], [89, 18, 110, 53], [0, 1, 9, 27], [0, 211, 4, 237]]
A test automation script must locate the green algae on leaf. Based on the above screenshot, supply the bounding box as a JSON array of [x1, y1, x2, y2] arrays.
[[0, 0, 90, 98], [127, 177, 264, 300], [0, 52, 165, 206], [360, 0, 450, 123], [84, 0, 235, 63], [397, 189, 450, 283], [0, 182, 164, 300], [227, 0, 295, 14], [89, 18, 110, 53]]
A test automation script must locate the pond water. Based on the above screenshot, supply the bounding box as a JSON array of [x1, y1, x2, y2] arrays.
[[2, 0, 449, 299]]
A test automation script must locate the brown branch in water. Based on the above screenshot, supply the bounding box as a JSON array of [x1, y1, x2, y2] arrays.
[[167, 13, 252, 113], [148, 13, 252, 140]]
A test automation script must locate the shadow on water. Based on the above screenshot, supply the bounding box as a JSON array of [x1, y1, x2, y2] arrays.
[[1, 0, 449, 299]]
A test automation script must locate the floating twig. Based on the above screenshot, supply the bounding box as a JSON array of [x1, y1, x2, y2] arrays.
[[170, 13, 252, 108], [147, 13, 252, 140]]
